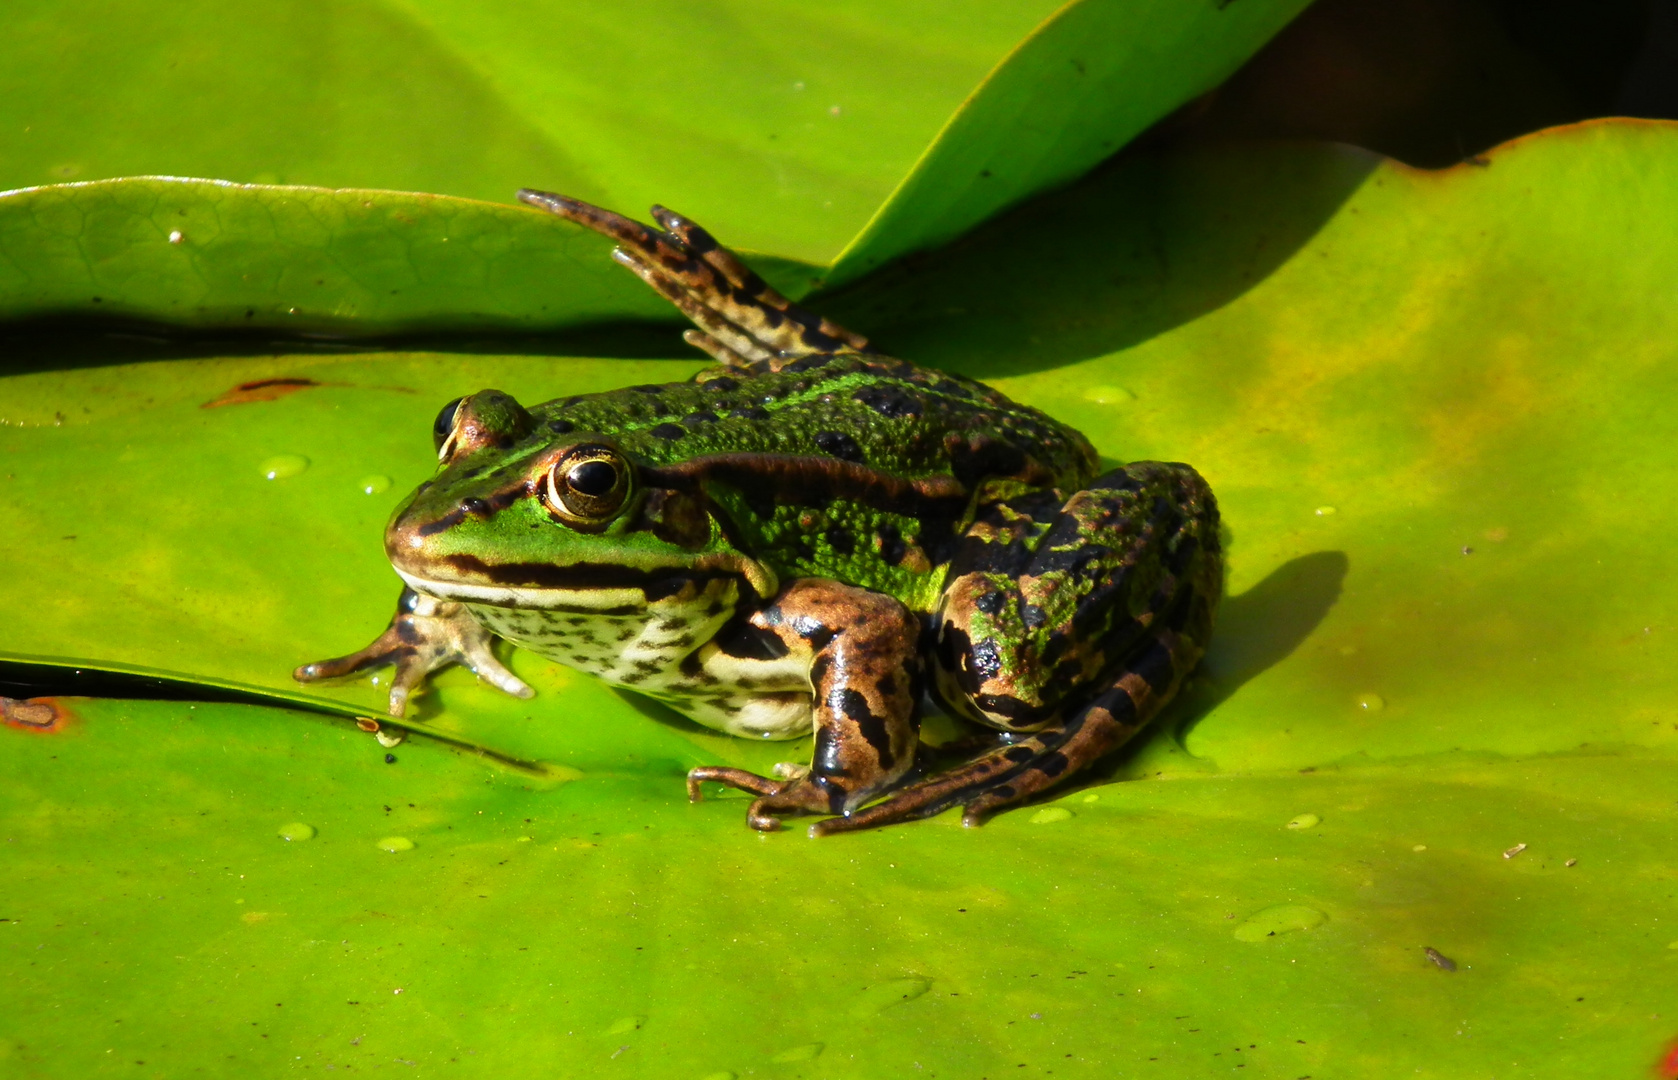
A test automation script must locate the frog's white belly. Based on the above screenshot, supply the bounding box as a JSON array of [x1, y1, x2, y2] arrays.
[[464, 584, 814, 740]]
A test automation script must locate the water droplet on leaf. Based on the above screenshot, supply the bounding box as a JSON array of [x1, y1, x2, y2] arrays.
[[1083, 385, 1136, 406], [261, 455, 309, 480]]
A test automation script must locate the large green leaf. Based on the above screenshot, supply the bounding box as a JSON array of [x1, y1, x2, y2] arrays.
[[7, 121, 1678, 770], [0, 0, 1045, 262], [0, 0, 1310, 315], [5, 696, 1675, 1077], [0, 179, 684, 336], [9, 119, 1678, 1074], [824, 0, 1315, 283]]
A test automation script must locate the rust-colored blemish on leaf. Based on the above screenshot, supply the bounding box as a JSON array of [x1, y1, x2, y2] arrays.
[[202, 377, 324, 408], [1, 696, 73, 733], [1653, 1037, 1678, 1079]]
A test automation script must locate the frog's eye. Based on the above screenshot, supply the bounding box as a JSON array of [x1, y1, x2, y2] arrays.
[[544, 444, 631, 527], [434, 391, 532, 464], [432, 397, 465, 460]]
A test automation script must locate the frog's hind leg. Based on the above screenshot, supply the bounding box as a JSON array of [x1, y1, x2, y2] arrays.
[[814, 462, 1222, 835], [814, 593, 1211, 836], [517, 190, 869, 370]]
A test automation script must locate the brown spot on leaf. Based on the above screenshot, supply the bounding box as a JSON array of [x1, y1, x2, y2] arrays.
[[1, 696, 73, 733], [202, 378, 324, 408]]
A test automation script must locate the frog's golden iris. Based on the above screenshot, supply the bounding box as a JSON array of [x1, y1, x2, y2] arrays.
[[297, 193, 1222, 836], [541, 444, 631, 527]]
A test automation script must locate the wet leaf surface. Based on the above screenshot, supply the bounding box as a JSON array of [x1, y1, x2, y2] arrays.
[[6, 117, 1678, 1074], [2, 697, 1674, 1077]]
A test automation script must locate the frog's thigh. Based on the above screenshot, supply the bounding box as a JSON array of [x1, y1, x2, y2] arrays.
[[934, 462, 1218, 732], [824, 463, 1221, 834], [688, 578, 922, 828]]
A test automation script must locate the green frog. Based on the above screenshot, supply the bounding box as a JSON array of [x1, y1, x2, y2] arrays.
[[296, 192, 1222, 836]]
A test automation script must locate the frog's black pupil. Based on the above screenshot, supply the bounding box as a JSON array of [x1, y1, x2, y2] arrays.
[[569, 460, 618, 496], [432, 397, 464, 450]]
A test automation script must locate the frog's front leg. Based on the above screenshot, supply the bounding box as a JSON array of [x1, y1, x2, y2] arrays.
[[294, 586, 533, 716], [686, 579, 922, 833]]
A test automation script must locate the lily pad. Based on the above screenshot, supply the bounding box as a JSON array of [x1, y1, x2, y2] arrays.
[[0, 0, 1312, 333], [0, 179, 685, 336], [0, 0, 1056, 261], [8, 121, 1678, 773], [3, 696, 1675, 1076], [7, 116, 1678, 1075]]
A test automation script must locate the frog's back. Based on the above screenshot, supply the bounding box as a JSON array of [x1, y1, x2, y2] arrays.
[[536, 353, 1098, 609], [539, 353, 1094, 487]]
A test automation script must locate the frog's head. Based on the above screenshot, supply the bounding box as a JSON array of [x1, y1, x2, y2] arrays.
[[383, 390, 776, 610]]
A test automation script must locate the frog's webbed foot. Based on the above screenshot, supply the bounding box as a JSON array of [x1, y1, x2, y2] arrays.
[[809, 670, 1164, 836], [516, 189, 870, 371], [294, 587, 532, 717]]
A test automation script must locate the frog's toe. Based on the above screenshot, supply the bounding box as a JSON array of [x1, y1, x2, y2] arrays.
[[685, 767, 847, 832], [458, 639, 534, 701], [297, 587, 527, 717]]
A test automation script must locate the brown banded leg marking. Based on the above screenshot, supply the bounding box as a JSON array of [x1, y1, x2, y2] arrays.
[[822, 465, 1223, 835], [814, 615, 1211, 836], [294, 587, 531, 717], [684, 579, 922, 833], [516, 190, 869, 368]]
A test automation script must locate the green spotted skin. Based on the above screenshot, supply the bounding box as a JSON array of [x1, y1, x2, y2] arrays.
[[465, 353, 1093, 609], [298, 193, 1222, 834]]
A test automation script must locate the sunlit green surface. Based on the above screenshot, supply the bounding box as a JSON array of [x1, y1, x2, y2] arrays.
[[8, 114, 1678, 1075], [0, 180, 691, 335], [0, 0, 1051, 262], [0, 0, 1308, 279], [8, 123, 1678, 771], [5, 697, 1676, 1078]]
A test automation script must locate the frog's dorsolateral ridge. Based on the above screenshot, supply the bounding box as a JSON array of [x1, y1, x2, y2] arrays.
[[296, 192, 1222, 836]]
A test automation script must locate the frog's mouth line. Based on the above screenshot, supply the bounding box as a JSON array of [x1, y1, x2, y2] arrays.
[[395, 567, 650, 612]]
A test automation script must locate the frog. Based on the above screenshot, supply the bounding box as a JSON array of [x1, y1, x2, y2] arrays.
[[296, 191, 1223, 836]]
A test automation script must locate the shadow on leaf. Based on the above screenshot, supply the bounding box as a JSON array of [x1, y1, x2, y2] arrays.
[[818, 142, 1380, 379], [1173, 549, 1349, 745]]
